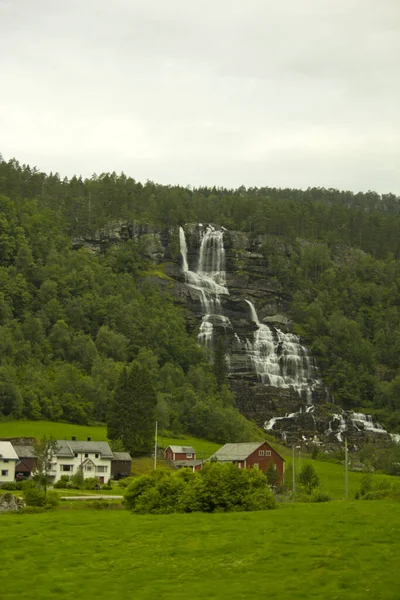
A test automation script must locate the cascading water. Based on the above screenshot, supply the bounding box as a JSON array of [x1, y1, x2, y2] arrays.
[[179, 225, 230, 347], [179, 224, 319, 400], [351, 412, 387, 434], [178, 225, 400, 445], [245, 300, 319, 402]]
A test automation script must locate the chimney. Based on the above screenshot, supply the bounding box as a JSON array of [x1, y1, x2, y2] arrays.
[[87, 436, 91, 442], [72, 436, 76, 441]]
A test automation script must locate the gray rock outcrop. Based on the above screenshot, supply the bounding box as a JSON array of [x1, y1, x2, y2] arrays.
[[0, 493, 25, 513]]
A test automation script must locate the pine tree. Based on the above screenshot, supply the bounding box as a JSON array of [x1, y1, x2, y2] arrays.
[[107, 361, 157, 455]]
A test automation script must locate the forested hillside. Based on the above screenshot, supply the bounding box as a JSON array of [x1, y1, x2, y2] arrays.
[[0, 156, 400, 434]]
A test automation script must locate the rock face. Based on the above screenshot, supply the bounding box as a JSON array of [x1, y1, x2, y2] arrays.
[[0, 493, 25, 513], [74, 221, 398, 450]]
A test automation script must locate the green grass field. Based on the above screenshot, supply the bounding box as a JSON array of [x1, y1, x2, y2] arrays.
[[1, 420, 399, 500], [1, 502, 399, 600]]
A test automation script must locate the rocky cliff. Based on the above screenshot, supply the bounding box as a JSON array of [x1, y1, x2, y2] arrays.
[[75, 221, 398, 451]]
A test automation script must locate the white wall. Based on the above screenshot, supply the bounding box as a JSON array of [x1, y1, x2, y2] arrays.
[[0, 458, 17, 483], [53, 453, 112, 482]]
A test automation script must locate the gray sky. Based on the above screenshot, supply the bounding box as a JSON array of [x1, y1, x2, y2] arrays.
[[1, 0, 399, 193]]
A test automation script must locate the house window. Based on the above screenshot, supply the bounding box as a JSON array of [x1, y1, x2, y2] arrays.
[[266, 451, 272, 456], [86, 466, 92, 472], [258, 450, 265, 456], [253, 463, 259, 470], [74, 453, 78, 458], [186, 453, 192, 459], [3, 459, 9, 463], [84, 453, 89, 458], [60, 464, 73, 472], [1, 470, 8, 476], [96, 466, 107, 473], [95, 454, 99, 458]]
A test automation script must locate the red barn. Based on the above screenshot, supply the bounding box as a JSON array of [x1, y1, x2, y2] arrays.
[[209, 441, 285, 482], [165, 445, 196, 462]]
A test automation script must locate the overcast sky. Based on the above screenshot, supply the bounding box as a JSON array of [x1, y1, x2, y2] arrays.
[[1, 0, 399, 193]]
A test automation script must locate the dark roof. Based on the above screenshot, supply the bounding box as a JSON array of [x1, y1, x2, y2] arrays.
[[112, 452, 132, 461], [56, 440, 114, 459]]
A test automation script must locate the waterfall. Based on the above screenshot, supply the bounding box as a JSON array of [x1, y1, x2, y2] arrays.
[[351, 412, 387, 434], [179, 224, 319, 400], [245, 299, 319, 401], [179, 225, 230, 347], [179, 227, 189, 272]]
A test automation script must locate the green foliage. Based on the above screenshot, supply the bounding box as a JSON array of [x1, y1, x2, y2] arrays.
[[265, 462, 280, 487], [107, 362, 157, 455], [125, 463, 276, 514], [70, 469, 84, 489], [32, 435, 59, 497], [2, 157, 400, 433], [53, 475, 70, 489], [83, 477, 102, 490], [299, 464, 320, 494], [23, 481, 46, 506]]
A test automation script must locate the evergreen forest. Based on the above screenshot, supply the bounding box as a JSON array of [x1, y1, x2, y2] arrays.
[[1, 155, 400, 440]]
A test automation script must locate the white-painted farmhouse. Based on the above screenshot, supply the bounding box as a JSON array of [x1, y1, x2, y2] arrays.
[[0, 441, 19, 483], [51, 439, 115, 483]]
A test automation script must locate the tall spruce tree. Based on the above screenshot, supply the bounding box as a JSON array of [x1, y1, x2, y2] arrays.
[[107, 361, 157, 455]]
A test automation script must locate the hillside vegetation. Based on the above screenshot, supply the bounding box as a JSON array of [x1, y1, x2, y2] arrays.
[[1, 503, 399, 599], [0, 157, 400, 433]]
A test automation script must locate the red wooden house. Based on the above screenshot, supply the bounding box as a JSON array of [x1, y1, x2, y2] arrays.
[[165, 445, 196, 461], [209, 441, 285, 482]]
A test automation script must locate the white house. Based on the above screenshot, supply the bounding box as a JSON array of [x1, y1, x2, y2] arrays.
[[0, 441, 19, 484], [51, 439, 115, 483]]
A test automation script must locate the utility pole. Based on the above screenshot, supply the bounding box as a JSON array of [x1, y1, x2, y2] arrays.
[[292, 445, 296, 499], [345, 437, 348, 500], [154, 421, 158, 470], [298, 446, 301, 474]]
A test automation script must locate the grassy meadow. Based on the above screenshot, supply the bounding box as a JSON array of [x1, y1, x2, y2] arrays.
[[1, 502, 399, 600]]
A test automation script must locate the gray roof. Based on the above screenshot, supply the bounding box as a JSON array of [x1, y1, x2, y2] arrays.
[[174, 459, 203, 467], [112, 452, 132, 461], [209, 442, 265, 462], [167, 445, 196, 454], [13, 445, 36, 458], [0, 441, 19, 461], [56, 440, 114, 459]]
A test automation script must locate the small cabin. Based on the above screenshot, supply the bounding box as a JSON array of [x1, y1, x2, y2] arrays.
[[165, 445, 196, 462]]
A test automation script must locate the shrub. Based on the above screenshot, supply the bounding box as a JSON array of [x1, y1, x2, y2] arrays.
[[23, 482, 59, 509], [299, 464, 319, 494], [83, 477, 101, 490], [45, 490, 59, 509], [118, 477, 134, 488], [359, 474, 373, 496], [0, 482, 17, 491], [310, 488, 332, 503], [54, 475, 70, 489], [70, 470, 84, 489], [125, 464, 276, 514]]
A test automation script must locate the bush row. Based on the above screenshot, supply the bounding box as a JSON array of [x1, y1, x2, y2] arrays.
[[125, 463, 277, 514]]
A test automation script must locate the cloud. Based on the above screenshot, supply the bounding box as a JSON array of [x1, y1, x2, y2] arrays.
[[0, 0, 399, 193]]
